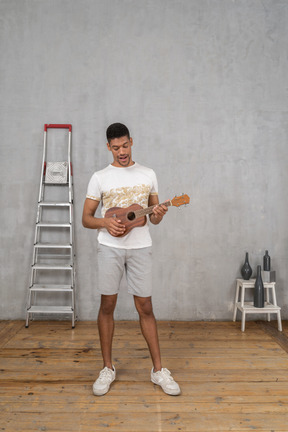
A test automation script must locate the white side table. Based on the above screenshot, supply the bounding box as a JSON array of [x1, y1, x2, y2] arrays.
[[233, 278, 282, 332]]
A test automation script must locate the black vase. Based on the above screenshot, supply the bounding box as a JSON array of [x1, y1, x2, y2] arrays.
[[263, 250, 271, 271], [254, 265, 264, 308], [241, 252, 252, 280]]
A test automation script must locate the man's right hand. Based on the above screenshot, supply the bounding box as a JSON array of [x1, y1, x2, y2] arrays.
[[82, 198, 126, 236], [104, 217, 126, 237]]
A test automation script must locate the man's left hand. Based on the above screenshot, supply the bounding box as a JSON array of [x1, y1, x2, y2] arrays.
[[150, 203, 168, 224]]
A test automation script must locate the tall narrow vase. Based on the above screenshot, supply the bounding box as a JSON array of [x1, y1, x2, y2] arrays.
[[254, 265, 264, 308], [241, 252, 252, 280], [263, 250, 271, 271]]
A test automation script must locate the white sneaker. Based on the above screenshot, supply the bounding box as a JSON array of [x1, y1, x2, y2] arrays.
[[151, 368, 181, 395], [93, 366, 116, 396]]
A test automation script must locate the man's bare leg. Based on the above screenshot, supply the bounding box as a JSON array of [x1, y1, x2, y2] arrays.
[[97, 294, 118, 369], [134, 296, 162, 371]]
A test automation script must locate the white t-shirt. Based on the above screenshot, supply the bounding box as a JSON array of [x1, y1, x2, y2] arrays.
[[86, 162, 158, 249]]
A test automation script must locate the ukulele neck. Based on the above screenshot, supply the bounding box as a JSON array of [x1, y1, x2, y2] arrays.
[[134, 201, 172, 219]]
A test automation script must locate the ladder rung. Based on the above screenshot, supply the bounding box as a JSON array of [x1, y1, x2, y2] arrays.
[[38, 202, 71, 207], [27, 306, 73, 314], [43, 181, 69, 186], [34, 256, 72, 261], [37, 222, 71, 228], [34, 243, 72, 249], [30, 284, 73, 292], [32, 263, 73, 270]]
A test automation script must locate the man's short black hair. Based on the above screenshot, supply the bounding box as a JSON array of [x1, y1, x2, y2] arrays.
[[106, 123, 130, 143]]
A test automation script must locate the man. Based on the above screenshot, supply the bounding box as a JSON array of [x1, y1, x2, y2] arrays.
[[82, 123, 180, 396]]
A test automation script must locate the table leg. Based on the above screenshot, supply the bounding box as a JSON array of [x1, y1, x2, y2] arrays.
[[277, 311, 282, 331], [241, 310, 246, 332], [233, 281, 240, 322], [266, 287, 270, 322]]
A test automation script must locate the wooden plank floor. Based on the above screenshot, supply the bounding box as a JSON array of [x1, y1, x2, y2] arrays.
[[1, 320, 288, 431]]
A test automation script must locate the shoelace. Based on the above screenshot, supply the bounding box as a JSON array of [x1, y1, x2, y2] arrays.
[[98, 368, 113, 381], [157, 368, 173, 382]]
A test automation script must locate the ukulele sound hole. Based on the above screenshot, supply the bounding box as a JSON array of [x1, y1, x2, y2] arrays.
[[127, 211, 136, 221]]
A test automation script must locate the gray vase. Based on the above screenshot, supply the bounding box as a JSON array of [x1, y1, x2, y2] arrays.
[[241, 252, 252, 280], [254, 265, 264, 308]]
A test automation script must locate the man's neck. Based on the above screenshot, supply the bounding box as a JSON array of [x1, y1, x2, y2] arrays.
[[111, 161, 135, 168]]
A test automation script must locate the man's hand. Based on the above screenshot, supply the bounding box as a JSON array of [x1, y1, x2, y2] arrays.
[[104, 217, 126, 237], [150, 203, 168, 225], [82, 198, 126, 236]]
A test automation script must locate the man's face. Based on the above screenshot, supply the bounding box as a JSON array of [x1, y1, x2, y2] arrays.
[[107, 135, 134, 167]]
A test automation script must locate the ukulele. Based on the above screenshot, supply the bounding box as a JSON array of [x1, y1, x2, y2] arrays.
[[105, 194, 190, 237]]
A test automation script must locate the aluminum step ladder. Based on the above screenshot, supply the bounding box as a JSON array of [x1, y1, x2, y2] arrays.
[[25, 124, 76, 327]]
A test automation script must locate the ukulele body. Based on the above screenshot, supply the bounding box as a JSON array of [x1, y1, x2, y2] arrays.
[[105, 204, 147, 237]]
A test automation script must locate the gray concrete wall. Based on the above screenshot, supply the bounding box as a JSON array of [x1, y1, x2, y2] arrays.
[[1, 0, 287, 321]]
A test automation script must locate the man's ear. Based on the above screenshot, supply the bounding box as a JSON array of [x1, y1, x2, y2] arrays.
[[130, 137, 133, 147], [106, 142, 111, 151]]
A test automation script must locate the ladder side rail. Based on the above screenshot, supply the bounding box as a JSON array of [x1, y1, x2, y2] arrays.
[[70, 232, 74, 266], [26, 266, 36, 321], [68, 130, 72, 203], [69, 204, 72, 225], [68, 129, 73, 243], [25, 289, 32, 326], [68, 129, 76, 323], [34, 209, 42, 271], [34, 241, 40, 272], [71, 263, 75, 288], [33, 223, 40, 246], [38, 129, 47, 203], [72, 261, 76, 321], [68, 131, 72, 221], [71, 203, 77, 322], [32, 244, 37, 267], [36, 198, 45, 224], [70, 201, 74, 242], [69, 223, 73, 246]]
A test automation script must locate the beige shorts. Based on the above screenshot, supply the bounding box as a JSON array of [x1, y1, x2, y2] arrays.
[[97, 244, 153, 297]]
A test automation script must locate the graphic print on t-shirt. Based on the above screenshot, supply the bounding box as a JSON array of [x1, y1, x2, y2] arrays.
[[102, 184, 151, 215]]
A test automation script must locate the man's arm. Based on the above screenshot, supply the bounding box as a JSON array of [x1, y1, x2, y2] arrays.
[[82, 198, 126, 236], [148, 194, 168, 225]]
